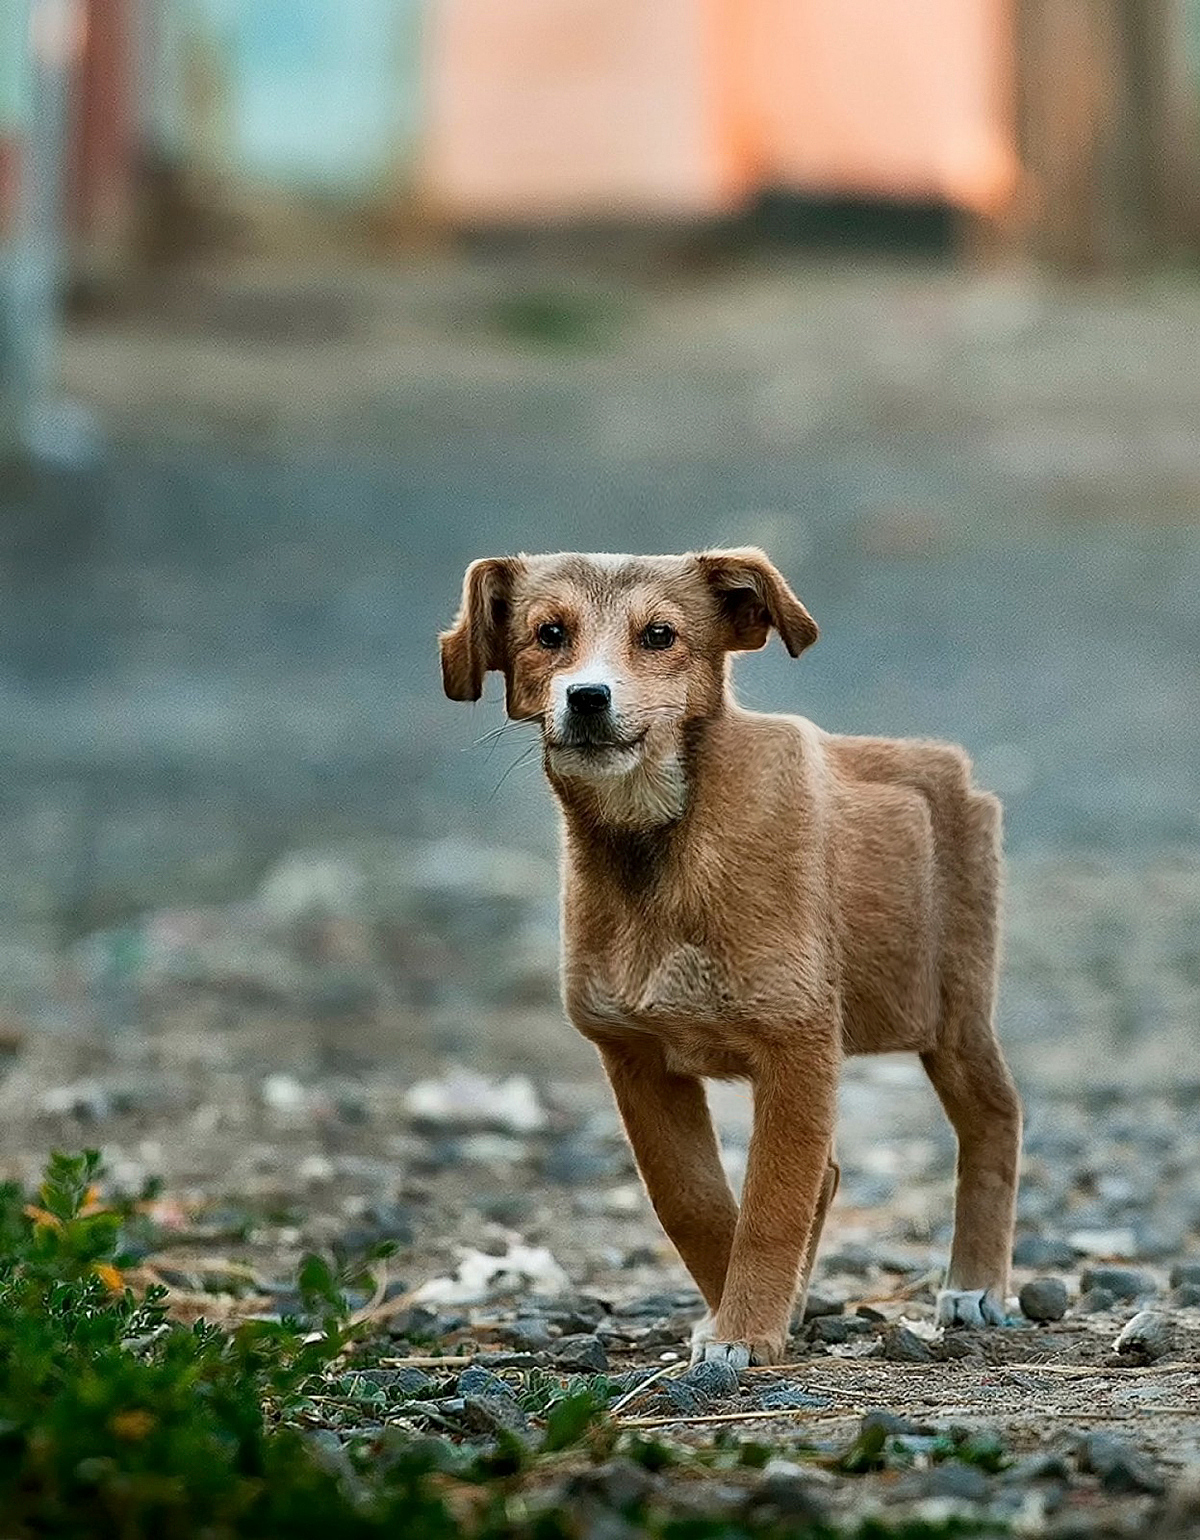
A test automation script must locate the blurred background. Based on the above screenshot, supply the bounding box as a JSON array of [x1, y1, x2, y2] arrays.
[[0, 0, 1199, 1283]]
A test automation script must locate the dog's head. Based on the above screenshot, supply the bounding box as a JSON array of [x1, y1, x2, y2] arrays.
[[440, 549, 816, 805]]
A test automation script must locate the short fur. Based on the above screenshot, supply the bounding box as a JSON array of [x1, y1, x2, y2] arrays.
[[440, 549, 1022, 1366]]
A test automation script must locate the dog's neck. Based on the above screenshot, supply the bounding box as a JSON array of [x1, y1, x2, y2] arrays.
[[551, 745, 689, 833]]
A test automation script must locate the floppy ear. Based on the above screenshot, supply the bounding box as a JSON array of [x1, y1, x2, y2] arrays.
[[697, 547, 818, 657], [440, 557, 521, 701]]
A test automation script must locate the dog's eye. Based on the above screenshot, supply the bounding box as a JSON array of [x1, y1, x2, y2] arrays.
[[641, 623, 676, 651], [537, 621, 568, 649]]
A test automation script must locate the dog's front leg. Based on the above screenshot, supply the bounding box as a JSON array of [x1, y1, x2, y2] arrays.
[[597, 1039, 739, 1312], [700, 1039, 839, 1367]]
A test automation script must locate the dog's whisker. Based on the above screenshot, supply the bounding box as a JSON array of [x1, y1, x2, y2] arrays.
[[488, 743, 542, 800]]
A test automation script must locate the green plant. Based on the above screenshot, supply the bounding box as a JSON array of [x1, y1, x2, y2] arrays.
[[0, 1153, 1008, 1540]]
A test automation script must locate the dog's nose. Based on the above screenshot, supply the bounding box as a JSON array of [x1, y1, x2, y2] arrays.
[[566, 682, 612, 716]]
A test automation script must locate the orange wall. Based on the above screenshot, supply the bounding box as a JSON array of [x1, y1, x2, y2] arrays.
[[425, 0, 1016, 221]]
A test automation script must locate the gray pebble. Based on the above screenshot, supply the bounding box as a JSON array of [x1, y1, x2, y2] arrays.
[[374, 1366, 435, 1397], [1019, 1277, 1069, 1322], [473, 1351, 541, 1369], [461, 1394, 528, 1435], [1076, 1432, 1165, 1495], [758, 1386, 833, 1411], [566, 1459, 655, 1513], [1113, 1309, 1173, 1362], [896, 1463, 990, 1502], [801, 1292, 844, 1321], [744, 1474, 830, 1525], [1169, 1261, 1200, 1289], [547, 1334, 609, 1373], [1074, 1287, 1117, 1315], [876, 1324, 935, 1363], [862, 1411, 923, 1436], [677, 1357, 740, 1404], [819, 1247, 874, 1279], [1012, 1235, 1077, 1269], [1000, 1452, 1072, 1485], [1078, 1266, 1155, 1301], [457, 1366, 514, 1401], [499, 1318, 554, 1352]]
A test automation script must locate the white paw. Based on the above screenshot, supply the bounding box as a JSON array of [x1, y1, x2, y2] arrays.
[[936, 1286, 1007, 1328], [690, 1313, 753, 1369], [701, 1340, 752, 1370]]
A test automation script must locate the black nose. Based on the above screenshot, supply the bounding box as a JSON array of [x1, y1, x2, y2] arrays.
[[567, 682, 611, 716]]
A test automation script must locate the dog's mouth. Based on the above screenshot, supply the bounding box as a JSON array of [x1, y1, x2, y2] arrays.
[[544, 728, 649, 763]]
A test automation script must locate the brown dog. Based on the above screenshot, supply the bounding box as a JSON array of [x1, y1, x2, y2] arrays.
[[440, 549, 1021, 1367]]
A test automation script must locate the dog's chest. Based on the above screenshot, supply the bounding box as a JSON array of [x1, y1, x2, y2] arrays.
[[578, 943, 736, 1027]]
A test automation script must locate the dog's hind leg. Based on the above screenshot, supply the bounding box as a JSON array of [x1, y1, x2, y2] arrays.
[[924, 1034, 1021, 1325], [794, 1152, 839, 1323], [923, 790, 1022, 1328], [597, 1039, 739, 1314]]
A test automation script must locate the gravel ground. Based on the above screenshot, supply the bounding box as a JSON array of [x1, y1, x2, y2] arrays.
[[2, 249, 1199, 1533]]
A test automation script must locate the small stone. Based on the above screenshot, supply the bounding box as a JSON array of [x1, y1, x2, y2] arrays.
[[1074, 1287, 1117, 1315], [1076, 1432, 1165, 1495], [384, 1304, 442, 1341], [801, 1292, 844, 1321], [1078, 1266, 1155, 1301], [676, 1358, 740, 1405], [820, 1247, 874, 1279], [474, 1194, 537, 1227], [744, 1473, 830, 1525], [1166, 1284, 1200, 1309], [473, 1351, 541, 1369], [1019, 1278, 1069, 1322], [566, 1459, 655, 1513], [621, 1292, 680, 1316], [861, 1410, 922, 1436], [548, 1334, 609, 1373], [542, 1140, 624, 1184], [390, 1367, 436, 1397], [896, 1463, 990, 1502], [457, 1366, 514, 1400], [546, 1296, 608, 1332], [1113, 1309, 1174, 1363], [499, 1317, 554, 1352], [758, 1385, 833, 1411], [1012, 1235, 1078, 1269], [854, 1304, 886, 1323], [461, 1394, 528, 1435], [1000, 1452, 1072, 1485], [1169, 1261, 1200, 1290], [807, 1315, 854, 1345], [877, 1324, 935, 1363]]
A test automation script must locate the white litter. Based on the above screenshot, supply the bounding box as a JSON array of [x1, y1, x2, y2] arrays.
[[403, 1068, 547, 1134], [260, 1074, 312, 1114], [412, 1243, 569, 1306]]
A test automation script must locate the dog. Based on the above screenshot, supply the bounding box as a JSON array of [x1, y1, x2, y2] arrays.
[[440, 548, 1022, 1367]]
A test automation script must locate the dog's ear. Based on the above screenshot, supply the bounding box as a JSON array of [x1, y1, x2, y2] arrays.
[[697, 548, 818, 656], [440, 557, 522, 701]]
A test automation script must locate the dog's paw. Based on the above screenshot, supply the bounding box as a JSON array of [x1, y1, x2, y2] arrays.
[[935, 1286, 1007, 1328], [700, 1340, 752, 1370], [689, 1311, 782, 1367]]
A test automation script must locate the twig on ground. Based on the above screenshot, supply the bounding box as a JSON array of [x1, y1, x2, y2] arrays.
[[617, 1404, 868, 1431]]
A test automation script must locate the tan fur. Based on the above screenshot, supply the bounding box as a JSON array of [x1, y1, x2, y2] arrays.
[[440, 549, 1022, 1364]]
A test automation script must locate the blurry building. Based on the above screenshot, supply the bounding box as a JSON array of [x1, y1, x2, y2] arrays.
[[2, 0, 1200, 273]]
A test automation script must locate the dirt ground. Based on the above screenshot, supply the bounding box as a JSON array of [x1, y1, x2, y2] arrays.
[[2, 246, 1200, 1533]]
